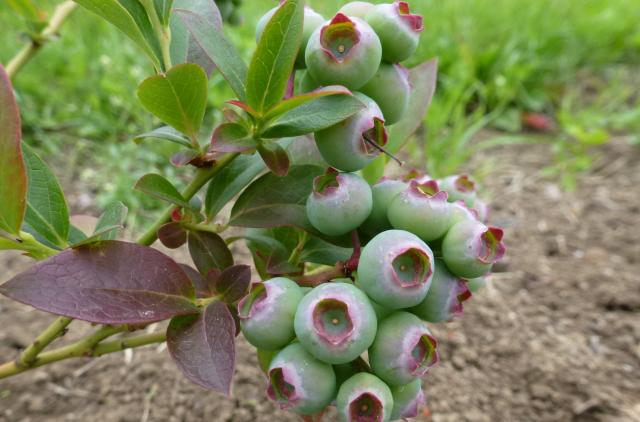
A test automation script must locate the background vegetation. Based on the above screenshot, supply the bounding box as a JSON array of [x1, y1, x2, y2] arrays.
[[1, 0, 639, 219]]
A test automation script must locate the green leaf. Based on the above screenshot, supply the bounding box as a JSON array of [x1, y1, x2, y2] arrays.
[[135, 173, 192, 209], [170, 0, 221, 75], [0, 65, 27, 236], [302, 236, 352, 266], [263, 87, 352, 121], [153, 0, 173, 25], [7, 0, 44, 22], [205, 154, 265, 220], [175, 9, 247, 101], [137, 63, 208, 141], [67, 225, 88, 244], [93, 201, 128, 241], [74, 0, 162, 68], [261, 95, 365, 139], [230, 165, 324, 232], [387, 59, 439, 154], [246, 0, 304, 114], [133, 126, 194, 148], [22, 144, 69, 248]]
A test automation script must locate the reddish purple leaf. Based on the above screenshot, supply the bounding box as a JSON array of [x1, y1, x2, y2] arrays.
[[187, 231, 234, 275], [0, 64, 27, 235], [158, 222, 187, 249], [258, 142, 290, 177], [210, 122, 257, 153], [213, 264, 251, 303], [0, 241, 198, 324], [171, 150, 200, 167], [167, 301, 236, 394], [180, 264, 217, 298]]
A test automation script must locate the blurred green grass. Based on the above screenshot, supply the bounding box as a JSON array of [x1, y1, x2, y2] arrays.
[[1, 0, 639, 215]]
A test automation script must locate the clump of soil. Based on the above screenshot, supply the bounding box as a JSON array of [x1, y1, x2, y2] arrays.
[[1, 140, 639, 422]]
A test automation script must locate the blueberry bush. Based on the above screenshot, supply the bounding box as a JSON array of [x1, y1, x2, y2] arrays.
[[0, 1, 505, 421]]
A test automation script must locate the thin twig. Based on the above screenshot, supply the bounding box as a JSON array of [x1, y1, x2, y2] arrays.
[[6, 1, 78, 79]]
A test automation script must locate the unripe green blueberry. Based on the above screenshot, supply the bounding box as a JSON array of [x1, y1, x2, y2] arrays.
[[365, 1, 424, 63], [360, 178, 407, 235], [315, 93, 388, 172], [390, 379, 426, 420], [442, 220, 506, 278], [449, 200, 480, 225], [388, 180, 454, 242], [339, 1, 375, 19], [411, 259, 473, 323], [360, 63, 411, 125], [467, 275, 489, 293], [257, 5, 325, 69], [306, 169, 373, 236], [257, 348, 279, 374], [472, 198, 489, 223], [439, 174, 477, 207], [336, 373, 394, 422], [357, 230, 435, 309], [369, 312, 439, 386], [298, 70, 320, 93], [294, 282, 377, 364], [267, 343, 336, 414], [306, 14, 382, 90], [238, 277, 303, 350]]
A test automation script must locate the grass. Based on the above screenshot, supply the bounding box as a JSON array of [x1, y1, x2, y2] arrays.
[[1, 0, 639, 217]]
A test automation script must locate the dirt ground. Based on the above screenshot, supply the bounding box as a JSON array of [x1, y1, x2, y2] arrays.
[[1, 139, 639, 422]]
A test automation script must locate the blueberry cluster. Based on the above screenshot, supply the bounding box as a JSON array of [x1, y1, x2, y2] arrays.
[[239, 2, 506, 420], [238, 171, 505, 421]]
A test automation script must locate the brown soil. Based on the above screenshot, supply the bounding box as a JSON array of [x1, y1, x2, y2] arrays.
[[1, 140, 639, 422]]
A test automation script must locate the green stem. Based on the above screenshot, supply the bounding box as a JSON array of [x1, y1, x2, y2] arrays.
[[17, 316, 73, 367], [5, 1, 77, 79], [137, 153, 239, 246], [181, 222, 226, 235], [141, 0, 172, 71], [0, 329, 165, 379]]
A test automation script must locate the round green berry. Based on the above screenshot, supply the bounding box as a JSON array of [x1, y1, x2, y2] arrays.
[[388, 180, 454, 242], [357, 230, 435, 309], [411, 259, 473, 323], [339, 1, 375, 19], [336, 373, 394, 422], [369, 312, 439, 386], [439, 174, 477, 207], [238, 277, 303, 350], [294, 282, 377, 364], [360, 63, 411, 125], [360, 178, 407, 235], [442, 220, 505, 279], [314, 93, 388, 172], [306, 170, 373, 236], [306, 14, 382, 90], [365, 1, 423, 63], [267, 343, 336, 415], [390, 379, 425, 420]]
